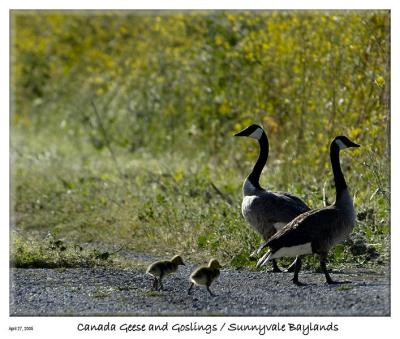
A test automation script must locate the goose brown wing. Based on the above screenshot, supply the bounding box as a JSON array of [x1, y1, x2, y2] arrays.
[[253, 191, 310, 223], [266, 207, 339, 250], [277, 192, 310, 212]]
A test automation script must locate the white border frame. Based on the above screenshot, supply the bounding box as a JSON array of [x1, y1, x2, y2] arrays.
[[1, 1, 397, 338]]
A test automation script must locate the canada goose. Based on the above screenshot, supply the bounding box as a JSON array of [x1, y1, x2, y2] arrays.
[[146, 255, 185, 291], [234, 124, 310, 272], [188, 259, 222, 296], [256, 136, 359, 285]]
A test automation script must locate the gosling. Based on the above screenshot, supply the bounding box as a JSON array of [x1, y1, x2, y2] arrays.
[[188, 259, 222, 296], [146, 255, 185, 291]]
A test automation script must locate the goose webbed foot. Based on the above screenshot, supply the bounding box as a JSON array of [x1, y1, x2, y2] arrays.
[[270, 267, 283, 273], [319, 256, 350, 285], [292, 278, 306, 286]]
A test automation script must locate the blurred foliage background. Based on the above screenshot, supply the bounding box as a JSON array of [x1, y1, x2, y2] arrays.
[[11, 10, 390, 269]]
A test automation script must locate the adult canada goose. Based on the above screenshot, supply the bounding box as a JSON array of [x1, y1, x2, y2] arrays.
[[146, 255, 185, 291], [234, 124, 310, 272], [188, 259, 222, 296], [256, 136, 359, 285]]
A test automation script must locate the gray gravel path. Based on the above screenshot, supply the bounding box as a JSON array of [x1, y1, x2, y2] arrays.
[[10, 264, 390, 316]]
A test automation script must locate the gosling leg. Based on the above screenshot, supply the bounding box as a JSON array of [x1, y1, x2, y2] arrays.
[[206, 285, 216, 297], [152, 278, 158, 290], [158, 274, 164, 291]]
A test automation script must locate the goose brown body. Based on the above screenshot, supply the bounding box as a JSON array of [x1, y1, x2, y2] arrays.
[[242, 189, 311, 240], [257, 136, 359, 285], [235, 124, 310, 271], [262, 193, 355, 258]]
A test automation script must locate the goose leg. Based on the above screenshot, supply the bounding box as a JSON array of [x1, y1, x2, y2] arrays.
[[271, 259, 283, 273], [320, 258, 335, 284], [286, 257, 298, 273], [188, 283, 194, 295], [320, 256, 351, 285], [292, 256, 306, 286]]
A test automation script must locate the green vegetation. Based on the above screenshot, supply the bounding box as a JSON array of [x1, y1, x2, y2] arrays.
[[10, 232, 113, 268], [336, 284, 353, 291], [11, 10, 389, 269]]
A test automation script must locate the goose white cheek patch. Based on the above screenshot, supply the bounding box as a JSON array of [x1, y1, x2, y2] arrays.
[[249, 128, 263, 140], [335, 139, 347, 149]]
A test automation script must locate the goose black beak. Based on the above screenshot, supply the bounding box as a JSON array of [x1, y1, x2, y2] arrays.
[[350, 141, 360, 148], [234, 130, 246, 137]]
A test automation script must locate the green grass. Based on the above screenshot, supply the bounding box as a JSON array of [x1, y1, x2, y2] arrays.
[[336, 284, 353, 291], [89, 286, 115, 299], [144, 290, 163, 297], [10, 126, 389, 270], [10, 233, 114, 268]]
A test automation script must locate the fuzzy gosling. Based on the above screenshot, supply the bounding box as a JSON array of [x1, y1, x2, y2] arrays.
[[146, 255, 185, 291], [188, 259, 222, 296]]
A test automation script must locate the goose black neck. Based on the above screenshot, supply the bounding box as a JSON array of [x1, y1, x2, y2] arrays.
[[248, 132, 269, 190], [330, 144, 347, 202]]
